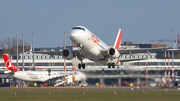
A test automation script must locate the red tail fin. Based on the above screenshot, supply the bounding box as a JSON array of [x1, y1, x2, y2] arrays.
[[3, 54, 19, 71], [114, 29, 122, 49]]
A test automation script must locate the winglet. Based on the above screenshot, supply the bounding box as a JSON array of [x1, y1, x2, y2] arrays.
[[173, 41, 177, 49], [114, 29, 122, 49], [3, 54, 19, 71]]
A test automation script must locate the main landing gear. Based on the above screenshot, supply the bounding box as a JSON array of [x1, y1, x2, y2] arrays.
[[108, 63, 115, 68], [77, 49, 85, 69], [78, 63, 85, 69]]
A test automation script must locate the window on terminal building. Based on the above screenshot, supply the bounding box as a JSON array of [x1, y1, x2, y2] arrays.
[[55, 63, 60, 66], [1, 79, 5, 84], [135, 55, 138, 59], [122, 55, 125, 59], [0, 63, 5, 66], [36, 63, 41, 66], [19, 63, 22, 66], [38, 56, 41, 59], [25, 63, 31, 66], [152, 62, 158, 66], [29, 56, 32, 59], [12, 56, 16, 59], [125, 55, 127, 58], [6, 79, 9, 83], [66, 63, 72, 66], [58, 56, 62, 59], [49, 63, 54, 66], [42, 63, 48, 66], [148, 62, 151, 66], [138, 55, 142, 58], [146, 55, 149, 58], [140, 62, 145, 66]]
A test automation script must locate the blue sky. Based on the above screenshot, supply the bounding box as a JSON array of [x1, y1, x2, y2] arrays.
[[0, 0, 180, 48]]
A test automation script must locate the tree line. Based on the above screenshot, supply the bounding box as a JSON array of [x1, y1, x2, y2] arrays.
[[0, 37, 30, 55]]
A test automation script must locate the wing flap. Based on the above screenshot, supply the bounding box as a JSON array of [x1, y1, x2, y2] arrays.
[[100, 49, 109, 57]]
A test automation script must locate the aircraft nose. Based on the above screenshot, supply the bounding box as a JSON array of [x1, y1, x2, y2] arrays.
[[70, 30, 80, 37], [69, 30, 81, 44]]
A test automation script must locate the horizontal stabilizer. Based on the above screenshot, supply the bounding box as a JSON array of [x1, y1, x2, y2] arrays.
[[4, 71, 12, 74]]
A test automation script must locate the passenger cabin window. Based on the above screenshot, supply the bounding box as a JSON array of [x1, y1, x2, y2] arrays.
[[72, 27, 85, 31]]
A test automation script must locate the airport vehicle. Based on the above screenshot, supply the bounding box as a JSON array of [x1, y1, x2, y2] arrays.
[[3, 54, 86, 82], [33, 26, 171, 69], [54, 73, 87, 87], [122, 81, 130, 86]]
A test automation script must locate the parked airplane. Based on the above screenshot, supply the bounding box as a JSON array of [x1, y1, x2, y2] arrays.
[[33, 26, 172, 69], [3, 54, 86, 83]]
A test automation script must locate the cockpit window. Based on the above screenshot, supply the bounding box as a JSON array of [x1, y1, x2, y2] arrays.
[[72, 27, 85, 31]]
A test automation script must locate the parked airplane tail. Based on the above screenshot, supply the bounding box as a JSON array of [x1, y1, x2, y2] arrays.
[[3, 54, 19, 71], [114, 29, 122, 49]]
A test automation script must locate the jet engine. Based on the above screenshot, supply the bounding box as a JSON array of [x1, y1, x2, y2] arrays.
[[63, 49, 74, 60], [108, 48, 120, 58]]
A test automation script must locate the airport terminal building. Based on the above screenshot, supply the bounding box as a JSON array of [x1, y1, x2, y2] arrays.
[[0, 42, 180, 87]]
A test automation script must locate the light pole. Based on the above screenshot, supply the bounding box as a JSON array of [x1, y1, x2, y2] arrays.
[[32, 32, 35, 68], [22, 31, 25, 71], [172, 30, 174, 80], [64, 32, 66, 82], [117, 67, 121, 86], [16, 31, 18, 68]]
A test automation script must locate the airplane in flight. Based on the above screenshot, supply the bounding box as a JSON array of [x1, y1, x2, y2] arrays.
[[3, 54, 86, 83], [33, 26, 172, 69]]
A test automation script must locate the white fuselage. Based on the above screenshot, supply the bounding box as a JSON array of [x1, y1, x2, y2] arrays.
[[13, 71, 85, 82], [69, 26, 120, 65]]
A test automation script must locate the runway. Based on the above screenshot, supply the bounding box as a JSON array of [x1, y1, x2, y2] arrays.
[[1, 87, 180, 101]]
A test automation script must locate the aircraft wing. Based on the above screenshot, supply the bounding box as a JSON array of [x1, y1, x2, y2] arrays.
[[174, 76, 180, 78], [49, 74, 70, 80], [32, 49, 80, 56], [119, 58, 147, 62], [100, 47, 172, 57], [32, 51, 63, 56], [3, 71, 12, 74], [117, 47, 172, 55]]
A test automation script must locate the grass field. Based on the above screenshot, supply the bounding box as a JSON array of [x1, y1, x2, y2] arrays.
[[0, 87, 180, 101]]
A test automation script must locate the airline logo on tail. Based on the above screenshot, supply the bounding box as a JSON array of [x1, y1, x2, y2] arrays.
[[3, 54, 19, 71], [114, 29, 122, 49]]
